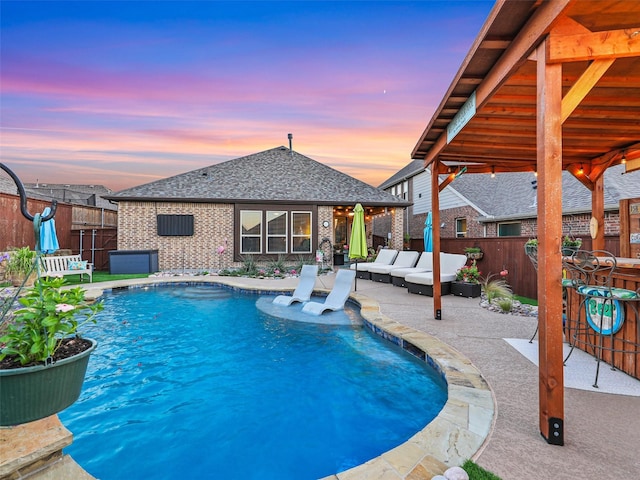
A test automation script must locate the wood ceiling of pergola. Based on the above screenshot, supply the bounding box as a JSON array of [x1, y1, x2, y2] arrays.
[[412, 0, 640, 187]]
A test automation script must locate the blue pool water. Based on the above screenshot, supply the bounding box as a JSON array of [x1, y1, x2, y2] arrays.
[[60, 284, 447, 480]]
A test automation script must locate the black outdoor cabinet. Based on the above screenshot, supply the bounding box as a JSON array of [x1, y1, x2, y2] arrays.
[[109, 250, 159, 274]]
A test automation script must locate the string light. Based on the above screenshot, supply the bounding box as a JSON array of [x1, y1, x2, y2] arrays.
[[578, 164, 584, 175], [491, 166, 496, 178], [621, 151, 627, 164]]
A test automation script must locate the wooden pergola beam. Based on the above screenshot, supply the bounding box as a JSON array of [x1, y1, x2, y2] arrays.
[[548, 25, 640, 62], [561, 59, 615, 122]]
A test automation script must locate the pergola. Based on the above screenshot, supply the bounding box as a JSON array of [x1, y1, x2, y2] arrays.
[[412, 0, 640, 445]]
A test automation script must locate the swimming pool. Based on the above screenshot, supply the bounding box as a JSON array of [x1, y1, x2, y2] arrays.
[[60, 284, 447, 479]]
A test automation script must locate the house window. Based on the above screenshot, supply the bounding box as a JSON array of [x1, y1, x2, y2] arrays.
[[266, 211, 287, 253], [240, 210, 262, 253], [498, 222, 521, 237], [455, 218, 467, 238], [291, 212, 312, 253], [238, 208, 314, 255]]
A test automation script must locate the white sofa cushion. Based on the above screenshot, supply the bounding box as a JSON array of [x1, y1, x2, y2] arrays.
[[404, 253, 467, 285], [367, 251, 420, 274], [390, 252, 433, 278], [350, 249, 398, 272]]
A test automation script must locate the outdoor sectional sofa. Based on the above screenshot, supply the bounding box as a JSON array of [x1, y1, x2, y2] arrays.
[[350, 248, 398, 280], [390, 252, 434, 287], [369, 251, 420, 283], [404, 253, 467, 296]]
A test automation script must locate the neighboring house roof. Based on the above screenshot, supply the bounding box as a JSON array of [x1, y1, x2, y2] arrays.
[[378, 159, 424, 190], [24, 183, 118, 210], [446, 164, 640, 221], [0, 174, 17, 195], [107, 146, 411, 207]]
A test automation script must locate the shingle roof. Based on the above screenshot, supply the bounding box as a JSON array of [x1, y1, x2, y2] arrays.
[[107, 146, 411, 207], [449, 164, 640, 220], [23, 183, 117, 210], [378, 160, 424, 190]]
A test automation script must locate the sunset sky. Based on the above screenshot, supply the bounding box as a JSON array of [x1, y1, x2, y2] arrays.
[[1, 0, 494, 191]]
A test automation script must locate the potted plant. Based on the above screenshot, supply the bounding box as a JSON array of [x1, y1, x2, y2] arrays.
[[452, 260, 482, 298], [524, 238, 538, 256], [5, 247, 37, 287], [0, 276, 102, 426], [464, 246, 483, 260], [561, 236, 582, 256]]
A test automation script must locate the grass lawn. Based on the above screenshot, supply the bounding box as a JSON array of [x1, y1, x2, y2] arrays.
[[514, 295, 537, 306], [63, 271, 151, 285], [463, 459, 503, 480]]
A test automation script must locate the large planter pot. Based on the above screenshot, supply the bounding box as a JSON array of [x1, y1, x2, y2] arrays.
[[0, 338, 97, 426], [10, 271, 37, 287], [451, 281, 482, 298]]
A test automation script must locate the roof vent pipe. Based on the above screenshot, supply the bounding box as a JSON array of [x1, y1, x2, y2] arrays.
[[288, 133, 293, 154]]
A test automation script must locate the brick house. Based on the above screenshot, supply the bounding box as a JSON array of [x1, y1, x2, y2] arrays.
[[378, 162, 640, 242], [106, 146, 410, 271]]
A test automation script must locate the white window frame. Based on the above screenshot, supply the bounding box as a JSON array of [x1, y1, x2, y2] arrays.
[[455, 217, 467, 238], [291, 211, 312, 253], [240, 210, 263, 254], [266, 210, 288, 253]]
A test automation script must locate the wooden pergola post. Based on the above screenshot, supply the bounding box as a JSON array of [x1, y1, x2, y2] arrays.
[[536, 39, 565, 446], [592, 176, 605, 251], [431, 162, 442, 320]]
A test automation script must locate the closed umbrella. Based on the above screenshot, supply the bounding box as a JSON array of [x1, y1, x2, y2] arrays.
[[348, 203, 368, 291], [423, 211, 433, 252], [39, 207, 59, 254]]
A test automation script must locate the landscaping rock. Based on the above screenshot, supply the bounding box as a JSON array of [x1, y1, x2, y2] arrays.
[[443, 466, 469, 480]]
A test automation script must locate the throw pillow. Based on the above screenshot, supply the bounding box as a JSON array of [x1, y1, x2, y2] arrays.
[[68, 260, 88, 270]]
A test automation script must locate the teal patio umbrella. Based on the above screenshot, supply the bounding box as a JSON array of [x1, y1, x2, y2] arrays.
[[423, 211, 433, 252], [349, 203, 368, 291]]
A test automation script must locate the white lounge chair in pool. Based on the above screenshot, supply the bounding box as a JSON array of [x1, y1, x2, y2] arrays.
[[272, 264, 318, 306], [302, 269, 356, 316], [349, 248, 398, 280]]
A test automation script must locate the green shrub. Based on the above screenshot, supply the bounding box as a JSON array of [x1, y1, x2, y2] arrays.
[[267, 255, 287, 276], [481, 276, 512, 303], [239, 255, 258, 276], [495, 296, 514, 313]]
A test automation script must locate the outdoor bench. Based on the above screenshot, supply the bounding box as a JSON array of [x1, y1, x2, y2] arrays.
[[41, 255, 93, 282]]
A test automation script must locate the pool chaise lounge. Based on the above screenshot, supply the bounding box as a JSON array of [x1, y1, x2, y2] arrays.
[[350, 248, 398, 280], [272, 264, 318, 306], [302, 269, 356, 316], [390, 251, 434, 287], [404, 253, 467, 296], [369, 251, 420, 283]]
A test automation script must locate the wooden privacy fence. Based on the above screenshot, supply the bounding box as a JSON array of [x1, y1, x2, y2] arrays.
[[1, 193, 73, 249], [407, 236, 620, 300], [1, 193, 118, 271], [71, 228, 117, 271]]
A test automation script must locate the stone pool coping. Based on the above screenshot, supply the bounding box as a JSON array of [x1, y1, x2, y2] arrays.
[[5, 276, 495, 480]]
